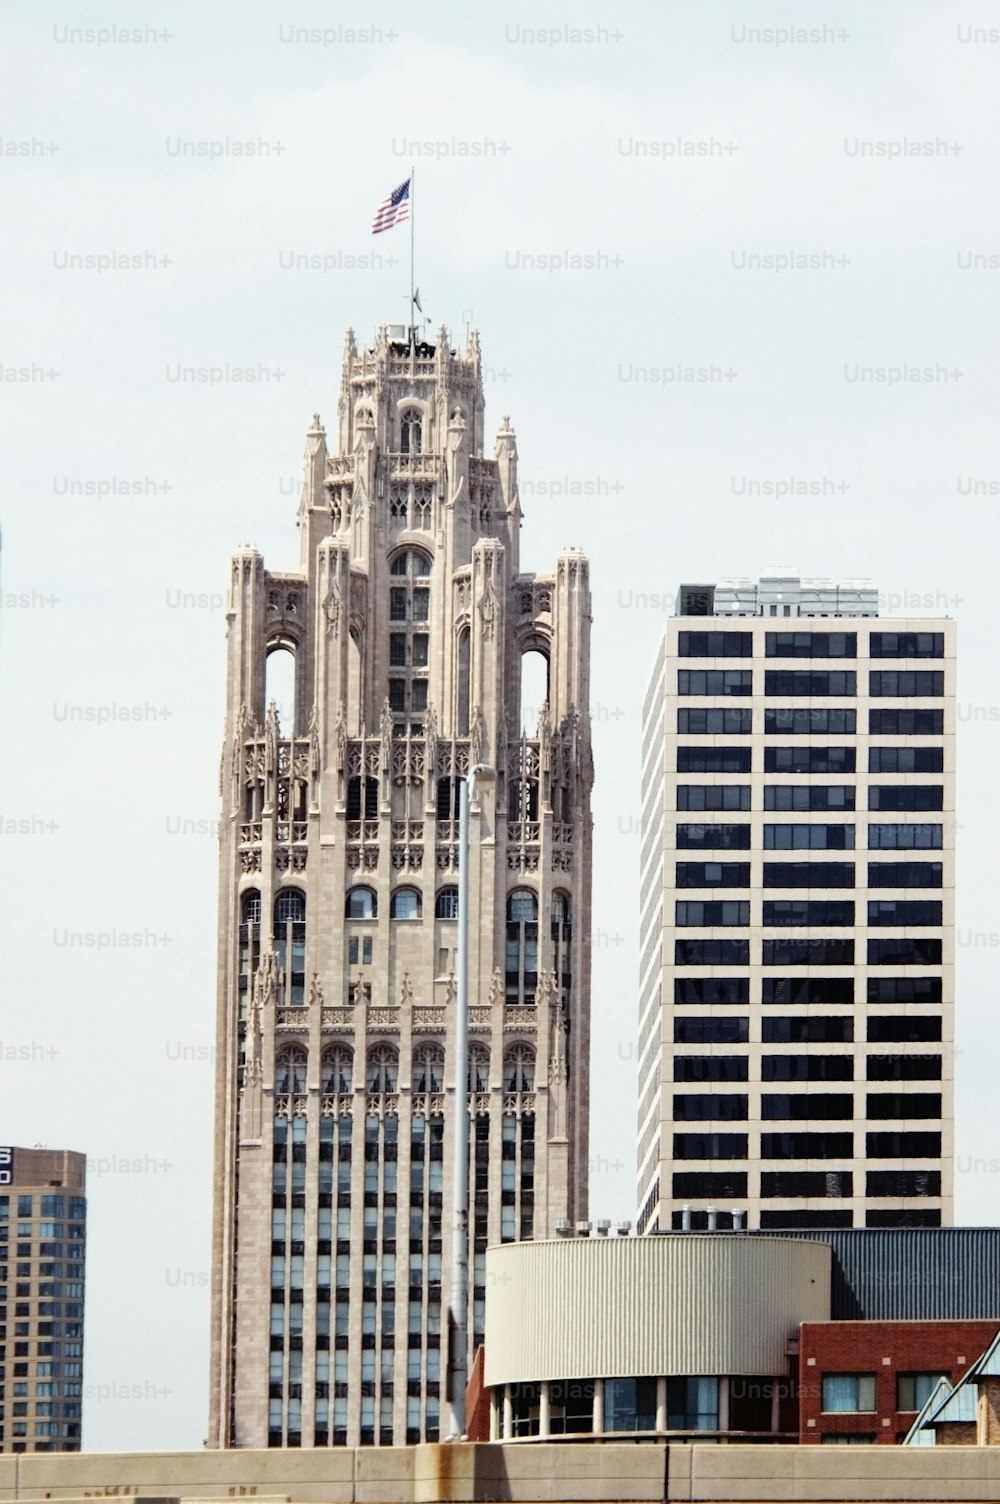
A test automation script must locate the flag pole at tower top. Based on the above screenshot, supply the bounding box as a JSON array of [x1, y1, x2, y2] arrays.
[[369, 173, 420, 336]]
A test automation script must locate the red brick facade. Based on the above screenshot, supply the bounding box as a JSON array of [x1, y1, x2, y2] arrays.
[[799, 1321, 999, 1444]]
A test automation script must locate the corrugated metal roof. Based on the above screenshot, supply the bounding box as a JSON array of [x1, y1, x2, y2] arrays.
[[739, 1228, 1000, 1320]]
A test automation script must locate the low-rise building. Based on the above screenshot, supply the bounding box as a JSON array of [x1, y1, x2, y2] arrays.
[[477, 1229, 1000, 1444]]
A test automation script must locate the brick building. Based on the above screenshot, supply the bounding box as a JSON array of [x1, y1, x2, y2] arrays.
[[798, 1320, 998, 1444]]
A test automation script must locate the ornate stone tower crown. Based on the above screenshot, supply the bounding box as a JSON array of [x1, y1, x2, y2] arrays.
[[209, 322, 593, 1450]]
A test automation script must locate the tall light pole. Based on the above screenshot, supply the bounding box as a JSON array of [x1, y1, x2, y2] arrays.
[[447, 761, 495, 1442]]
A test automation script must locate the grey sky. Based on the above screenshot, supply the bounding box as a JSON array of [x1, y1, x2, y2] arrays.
[[1, 0, 998, 1451]]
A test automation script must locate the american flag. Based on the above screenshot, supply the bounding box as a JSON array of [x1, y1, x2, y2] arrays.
[[371, 178, 411, 235]]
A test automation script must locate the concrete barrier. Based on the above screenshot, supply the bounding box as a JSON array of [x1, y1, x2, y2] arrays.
[[7, 1441, 1000, 1503]]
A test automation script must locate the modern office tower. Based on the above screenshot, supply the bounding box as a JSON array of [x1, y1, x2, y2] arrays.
[[208, 324, 593, 1449], [637, 570, 954, 1235], [0, 1146, 87, 1453]]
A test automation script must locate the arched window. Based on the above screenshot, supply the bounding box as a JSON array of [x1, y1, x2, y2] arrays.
[[504, 1045, 535, 1094], [519, 649, 549, 737], [274, 890, 306, 925], [321, 1047, 353, 1095], [456, 629, 470, 738], [276, 1045, 308, 1095], [437, 776, 463, 823], [265, 645, 296, 736], [506, 890, 538, 1004], [400, 409, 422, 456], [388, 550, 431, 732], [435, 886, 460, 920], [346, 775, 379, 821], [413, 1045, 445, 1093], [390, 888, 422, 920], [367, 1045, 398, 1094], [345, 887, 376, 920], [552, 890, 572, 995], [238, 890, 261, 1026], [273, 890, 306, 1006], [469, 1045, 490, 1094]]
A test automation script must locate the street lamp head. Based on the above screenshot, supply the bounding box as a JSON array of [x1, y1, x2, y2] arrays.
[[468, 763, 496, 795]]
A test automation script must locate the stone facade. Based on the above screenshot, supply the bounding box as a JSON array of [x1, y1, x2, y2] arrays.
[[208, 324, 593, 1449]]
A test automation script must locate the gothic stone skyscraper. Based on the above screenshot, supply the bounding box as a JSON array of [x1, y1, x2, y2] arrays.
[[208, 324, 593, 1449]]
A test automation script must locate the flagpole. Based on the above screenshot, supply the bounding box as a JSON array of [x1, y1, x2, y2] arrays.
[[410, 164, 415, 342]]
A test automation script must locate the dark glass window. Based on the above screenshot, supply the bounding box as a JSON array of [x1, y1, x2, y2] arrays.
[[672, 1134, 748, 1160], [867, 1016, 942, 1043], [868, 824, 942, 849], [676, 901, 750, 926], [866, 978, 942, 1006], [765, 786, 855, 812], [762, 1094, 854, 1121], [674, 1017, 748, 1044], [677, 785, 751, 812], [866, 1209, 941, 1228], [762, 901, 854, 926], [766, 632, 856, 658], [763, 1016, 853, 1043], [867, 1131, 941, 1158], [674, 939, 750, 965], [867, 863, 942, 889], [678, 670, 753, 696], [678, 631, 753, 657], [867, 900, 942, 926], [762, 978, 853, 1005], [762, 1210, 853, 1229], [677, 708, 753, 734], [869, 786, 943, 812], [674, 1056, 749, 1082], [866, 1093, 942, 1120], [677, 824, 751, 850], [604, 1375, 659, 1432], [676, 862, 751, 888], [867, 1055, 940, 1081], [869, 671, 944, 697], [761, 1133, 853, 1159], [673, 978, 749, 1004], [868, 938, 942, 965], [869, 709, 943, 735], [765, 671, 856, 696], [762, 939, 854, 965], [868, 747, 943, 773], [762, 1056, 853, 1081], [765, 747, 855, 774], [672, 1172, 748, 1197], [761, 1171, 853, 1197], [764, 708, 857, 734], [677, 747, 752, 773], [869, 633, 944, 658], [867, 1170, 941, 1196], [673, 1094, 748, 1121], [764, 825, 854, 850], [763, 863, 855, 888]]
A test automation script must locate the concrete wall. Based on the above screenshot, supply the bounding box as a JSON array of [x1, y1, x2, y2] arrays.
[[6, 1442, 1000, 1503]]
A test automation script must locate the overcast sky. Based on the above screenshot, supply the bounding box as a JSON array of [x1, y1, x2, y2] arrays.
[[2, 0, 999, 1454]]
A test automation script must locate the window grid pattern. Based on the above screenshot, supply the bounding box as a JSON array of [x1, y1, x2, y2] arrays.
[[652, 613, 952, 1236]]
